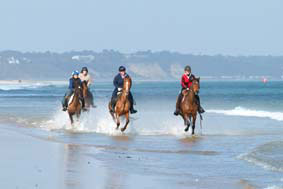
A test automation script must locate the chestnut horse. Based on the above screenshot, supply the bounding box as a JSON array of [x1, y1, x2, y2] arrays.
[[67, 87, 82, 125], [179, 78, 200, 135], [108, 76, 132, 132], [81, 81, 93, 110]]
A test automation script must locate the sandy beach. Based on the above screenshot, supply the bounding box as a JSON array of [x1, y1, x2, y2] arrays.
[[0, 123, 260, 189]]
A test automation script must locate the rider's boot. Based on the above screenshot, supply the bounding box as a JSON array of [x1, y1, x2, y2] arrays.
[[130, 104, 137, 114], [62, 98, 68, 111], [195, 95, 205, 114], [174, 93, 183, 116], [81, 98, 87, 111], [129, 94, 137, 114], [110, 98, 116, 113]]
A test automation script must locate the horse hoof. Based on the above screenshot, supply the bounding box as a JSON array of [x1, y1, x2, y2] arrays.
[[184, 127, 189, 132], [121, 128, 126, 132]]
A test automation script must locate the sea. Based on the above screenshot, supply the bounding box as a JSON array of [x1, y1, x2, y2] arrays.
[[0, 80, 283, 189]]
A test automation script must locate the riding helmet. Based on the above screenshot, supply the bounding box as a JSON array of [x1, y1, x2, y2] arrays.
[[81, 67, 88, 72], [119, 66, 126, 72], [184, 65, 191, 72], [72, 70, 80, 76]]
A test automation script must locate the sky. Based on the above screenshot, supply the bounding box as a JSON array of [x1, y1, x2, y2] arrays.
[[0, 0, 282, 55]]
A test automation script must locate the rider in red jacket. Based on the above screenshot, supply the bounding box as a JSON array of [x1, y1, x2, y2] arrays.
[[174, 65, 205, 116]]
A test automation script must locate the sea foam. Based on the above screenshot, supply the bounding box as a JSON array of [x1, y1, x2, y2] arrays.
[[207, 107, 283, 121]]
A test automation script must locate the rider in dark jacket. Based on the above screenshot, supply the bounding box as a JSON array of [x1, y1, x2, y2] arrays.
[[110, 66, 137, 114], [174, 65, 205, 116], [62, 71, 86, 111]]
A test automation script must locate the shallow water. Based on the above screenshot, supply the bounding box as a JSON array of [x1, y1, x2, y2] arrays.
[[0, 81, 283, 189]]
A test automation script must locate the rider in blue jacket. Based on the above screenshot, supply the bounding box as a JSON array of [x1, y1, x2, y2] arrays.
[[110, 66, 137, 114], [62, 71, 86, 111]]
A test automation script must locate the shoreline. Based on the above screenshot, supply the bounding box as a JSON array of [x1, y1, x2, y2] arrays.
[[0, 79, 282, 85]]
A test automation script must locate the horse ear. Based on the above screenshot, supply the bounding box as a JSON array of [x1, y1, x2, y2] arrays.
[[197, 77, 200, 81]]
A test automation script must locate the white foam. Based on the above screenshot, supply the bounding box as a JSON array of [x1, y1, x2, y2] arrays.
[[0, 81, 66, 91], [0, 83, 50, 91], [264, 186, 283, 189], [40, 101, 199, 137], [207, 107, 283, 121]]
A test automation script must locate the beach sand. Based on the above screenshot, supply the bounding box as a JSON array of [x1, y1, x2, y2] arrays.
[[0, 124, 106, 189], [0, 123, 259, 189]]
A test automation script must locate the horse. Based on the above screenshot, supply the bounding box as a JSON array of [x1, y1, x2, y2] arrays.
[[81, 81, 94, 110], [67, 86, 83, 125], [108, 76, 132, 132], [179, 78, 200, 135]]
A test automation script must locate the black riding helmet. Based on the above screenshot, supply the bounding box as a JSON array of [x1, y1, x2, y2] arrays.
[[81, 67, 88, 73], [184, 65, 191, 72], [119, 66, 126, 72]]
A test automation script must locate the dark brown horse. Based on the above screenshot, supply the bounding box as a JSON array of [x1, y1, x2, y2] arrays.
[[81, 81, 93, 110], [179, 78, 200, 135], [108, 77, 132, 132], [67, 87, 82, 125]]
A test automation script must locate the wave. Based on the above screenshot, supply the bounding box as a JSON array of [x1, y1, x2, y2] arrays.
[[0, 81, 66, 91], [238, 141, 283, 172], [0, 83, 51, 91], [207, 107, 283, 121], [264, 186, 283, 189]]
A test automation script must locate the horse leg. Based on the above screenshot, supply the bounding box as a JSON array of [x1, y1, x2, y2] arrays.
[[183, 114, 191, 132], [76, 112, 80, 122], [192, 114, 197, 135], [121, 112, 130, 132], [115, 115, 120, 130], [69, 113, 74, 125]]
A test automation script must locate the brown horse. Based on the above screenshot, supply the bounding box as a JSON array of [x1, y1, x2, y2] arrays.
[[81, 81, 93, 110], [179, 78, 200, 135], [108, 77, 132, 132], [67, 87, 82, 125]]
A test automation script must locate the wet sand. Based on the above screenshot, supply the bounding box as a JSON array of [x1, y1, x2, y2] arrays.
[[0, 123, 262, 189], [0, 124, 105, 189]]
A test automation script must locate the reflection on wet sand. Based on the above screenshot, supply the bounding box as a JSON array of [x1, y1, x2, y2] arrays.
[[63, 144, 84, 189]]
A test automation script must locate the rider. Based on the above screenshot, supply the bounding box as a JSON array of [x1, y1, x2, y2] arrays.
[[79, 67, 92, 87], [174, 65, 205, 116], [62, 71, 86, 111], [110, 66, 137, 114], [79, 67, 94, 107]]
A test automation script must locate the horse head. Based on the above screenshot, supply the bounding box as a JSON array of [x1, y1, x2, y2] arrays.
[[123, 76, 132, 95], [191, 77, 200, 95], [81, 81, 88, 98], [74, 86, 82, 98]]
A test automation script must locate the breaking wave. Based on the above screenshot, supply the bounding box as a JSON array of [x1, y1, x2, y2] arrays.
[[0, 81, 65, 91], [207, 107, 283, 121]]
